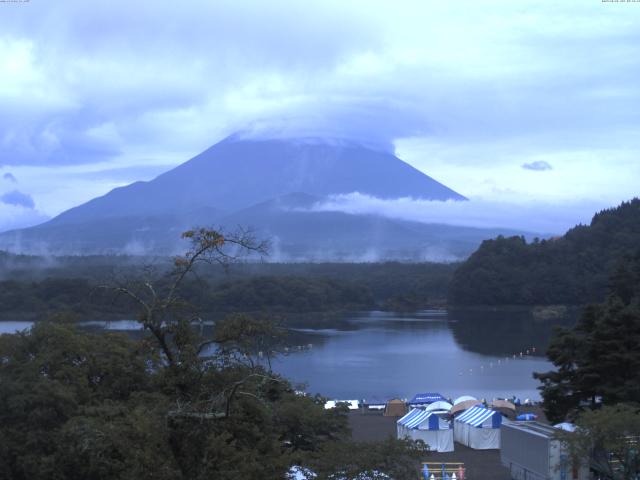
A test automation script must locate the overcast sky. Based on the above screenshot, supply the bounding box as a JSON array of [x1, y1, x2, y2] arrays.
[[1, 0, 639, 233]]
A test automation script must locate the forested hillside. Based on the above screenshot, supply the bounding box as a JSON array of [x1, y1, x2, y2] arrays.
[[534, 249, 640, 422], [0, 259, 455, 321], [449, 199, 640, 305]]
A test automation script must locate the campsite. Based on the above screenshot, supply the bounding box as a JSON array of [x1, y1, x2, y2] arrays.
[[340, 394, 581, 479]]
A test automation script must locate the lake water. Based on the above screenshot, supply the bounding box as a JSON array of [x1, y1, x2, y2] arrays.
[[0, 308, 576, 402], [272, 309, 576, 402]]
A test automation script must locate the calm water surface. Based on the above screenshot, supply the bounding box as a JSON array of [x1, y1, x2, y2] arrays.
[[0, 308, 576, 402], [273, 309, 576, 402]]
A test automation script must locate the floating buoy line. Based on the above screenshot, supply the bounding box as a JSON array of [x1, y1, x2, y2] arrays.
[[457, 345, 538, 377]]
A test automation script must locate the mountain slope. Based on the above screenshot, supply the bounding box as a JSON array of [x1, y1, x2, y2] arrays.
[[218, 192, 534, 261], [47, 136, 465, 226], [0, 192, 531, 259], [0, 136, 488, 258]]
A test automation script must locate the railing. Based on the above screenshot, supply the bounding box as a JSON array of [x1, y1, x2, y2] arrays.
[[421, 462, 465, 480]]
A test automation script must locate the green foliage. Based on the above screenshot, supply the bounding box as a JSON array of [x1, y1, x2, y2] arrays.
[[0, 262, 456, 321], [535, 250, 640, 422], [561, 404, 640, 480], [206, 276, 374, 313], [308, 437, 426, 480], [0, 322, 357, 479], [0, 322, 165, 479], [213, 314, 287, 369], [449, 198, 640, 305]]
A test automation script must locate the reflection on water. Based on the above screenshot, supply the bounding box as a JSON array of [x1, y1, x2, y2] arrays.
[[273, 309, 578, 402], [0, 308, 578, 402], [81, 320, 143, 331], [448, 307, 578, 357], [0, 320, 143, 334]]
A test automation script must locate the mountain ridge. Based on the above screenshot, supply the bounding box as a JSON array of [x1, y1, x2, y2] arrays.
[[0, 136, 530, 260], [46, 136, 466, 227]]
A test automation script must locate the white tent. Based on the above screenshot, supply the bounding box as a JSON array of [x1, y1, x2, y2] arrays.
[[554, 422, 576, 432], [396, 409, 454, 452], [453, 395, 477, 405], [454, 405, 501, 450], [287, 466, 317, 480], [425, 400, 453, 413], [324, 400, 359, 410]]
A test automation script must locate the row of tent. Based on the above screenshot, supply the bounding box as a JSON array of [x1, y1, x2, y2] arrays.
[[397, 405, 502, 452], [385, 393, 524, 418]]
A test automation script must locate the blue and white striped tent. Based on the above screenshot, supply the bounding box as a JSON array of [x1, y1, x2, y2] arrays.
[[454, 405, 502, 449], [397, 409, 454, 452]]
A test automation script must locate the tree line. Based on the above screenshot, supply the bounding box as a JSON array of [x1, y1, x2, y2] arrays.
[[448, 198, 640, 305], [0, 261, 456, 321], [535, 250, 640, 479]]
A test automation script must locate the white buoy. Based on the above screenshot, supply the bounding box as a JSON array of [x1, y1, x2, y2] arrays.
[[452, 473, 457, 480], [430, 475, 435, 480]]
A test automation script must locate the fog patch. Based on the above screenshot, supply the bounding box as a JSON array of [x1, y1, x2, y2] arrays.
[[304, 193, 610, 234], [0, 205, 49, 234]]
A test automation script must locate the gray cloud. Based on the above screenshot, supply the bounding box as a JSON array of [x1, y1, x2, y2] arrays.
[[0, 1, 381, 166], [3, 173, 17, 183], [1, 1, 639, 168], [1, 190, 36, 209], [522, 161, 553, 171]]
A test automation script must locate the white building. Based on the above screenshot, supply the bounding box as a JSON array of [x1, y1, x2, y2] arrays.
[[500, 421, 589, 480]]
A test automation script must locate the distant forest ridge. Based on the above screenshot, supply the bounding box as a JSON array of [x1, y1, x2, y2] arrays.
[[448, 198, 640, 305], [0, 258, 455, 321]]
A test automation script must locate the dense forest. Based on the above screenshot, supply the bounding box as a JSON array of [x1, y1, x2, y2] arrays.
[[534, 248, 640, 423], [448, 198, 640, 305], [0, 258, 455, 321]]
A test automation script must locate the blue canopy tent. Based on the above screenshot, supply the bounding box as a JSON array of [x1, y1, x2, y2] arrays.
[[408, 392, 447, 406], [516, 413, 537, 421], [454, 405, 501, 449], [397, 408, 454, 452]]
